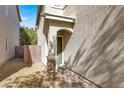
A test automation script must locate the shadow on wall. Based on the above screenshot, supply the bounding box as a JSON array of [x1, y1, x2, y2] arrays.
[[0, 58, 32, 81], [65, 6, 124, 87]]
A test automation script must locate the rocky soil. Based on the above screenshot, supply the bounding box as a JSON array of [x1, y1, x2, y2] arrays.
[[0, 58, 98, 88]]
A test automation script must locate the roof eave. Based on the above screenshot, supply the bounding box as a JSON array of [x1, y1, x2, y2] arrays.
[[16, 5, 21, 22], [44, 12, 75, 23], [36, 5, 42, 26]]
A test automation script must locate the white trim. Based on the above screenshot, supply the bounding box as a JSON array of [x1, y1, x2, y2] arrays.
[[43, 12, 75, 23], [45, 15, 74, 23], [57, 35, 64, 65], [58, 28, 73, 34]]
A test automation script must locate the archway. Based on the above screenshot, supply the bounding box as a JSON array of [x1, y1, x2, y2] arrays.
[[56, 28, 73, 66]]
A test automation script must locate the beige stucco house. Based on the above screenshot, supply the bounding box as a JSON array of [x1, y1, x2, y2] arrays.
[[36, 5, 75, 66], [0, 5, 21, 63], [36, 5, 124, 87]]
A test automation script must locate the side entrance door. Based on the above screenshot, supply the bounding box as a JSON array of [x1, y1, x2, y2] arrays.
[[57, 36, 63, 66]]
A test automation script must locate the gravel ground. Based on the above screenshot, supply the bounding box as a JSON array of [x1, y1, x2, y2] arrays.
[[0, 58, 98, 88], [57, 66, 98, 88], [0, 58, 31, 81]]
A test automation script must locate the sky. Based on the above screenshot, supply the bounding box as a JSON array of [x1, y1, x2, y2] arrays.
[[19, 5, 38, 28]]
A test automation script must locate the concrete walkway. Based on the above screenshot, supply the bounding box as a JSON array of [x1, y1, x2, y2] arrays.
[[0, 58, 98, 88]]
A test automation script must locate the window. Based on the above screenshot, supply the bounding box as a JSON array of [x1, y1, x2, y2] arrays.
[[51, 5, 66, 10], [5, 6, 8, 16], [42, 5, 45, 11], [6, 36, 7, 51]]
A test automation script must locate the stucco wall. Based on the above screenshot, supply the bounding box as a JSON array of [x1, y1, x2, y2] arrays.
[[63, 5, 124, 87], [0, 5, 20, 63], [37, 17, 48, 65]]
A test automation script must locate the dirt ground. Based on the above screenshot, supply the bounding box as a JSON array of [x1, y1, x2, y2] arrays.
[[0, 58, 98, 88]]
